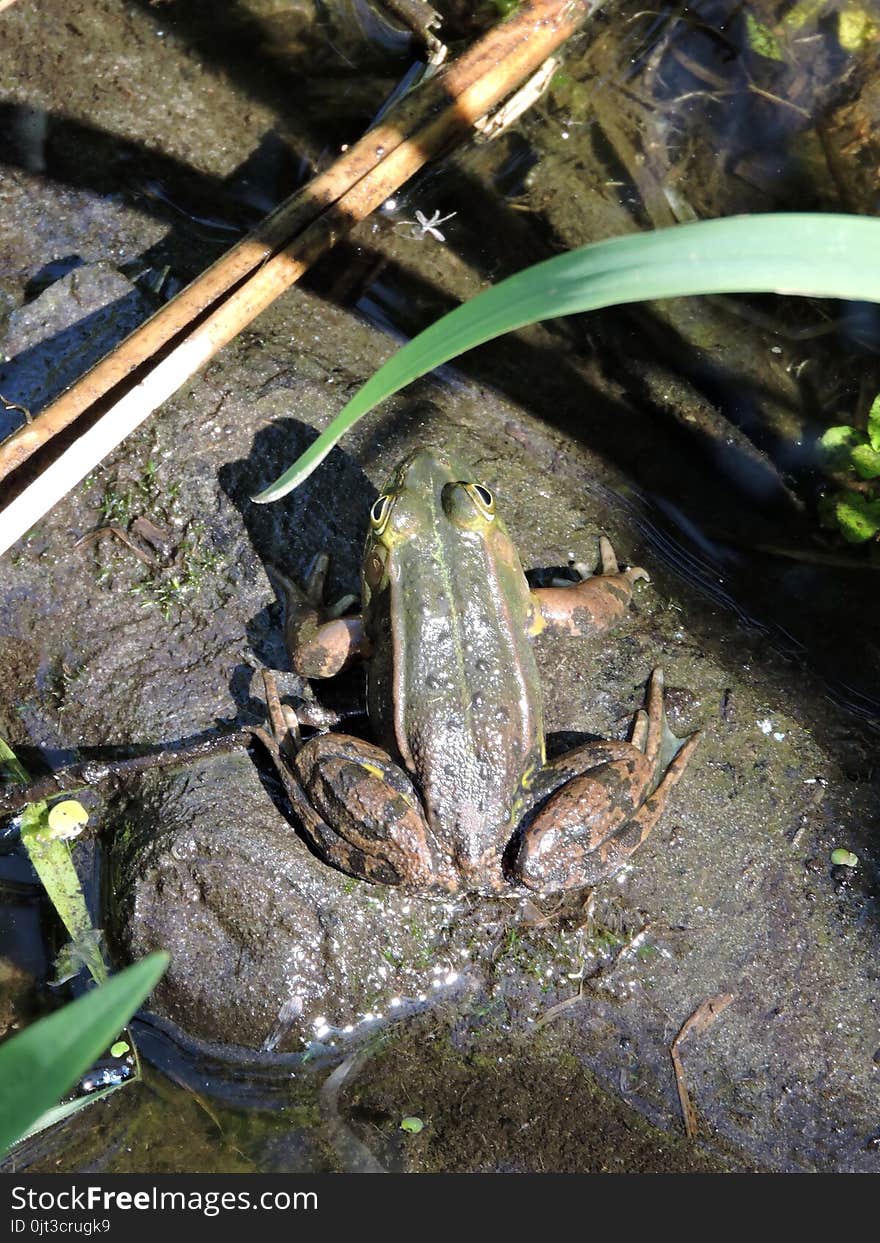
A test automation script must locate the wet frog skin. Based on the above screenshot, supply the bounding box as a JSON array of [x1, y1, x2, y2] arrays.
[[276, 450, 700, 895]]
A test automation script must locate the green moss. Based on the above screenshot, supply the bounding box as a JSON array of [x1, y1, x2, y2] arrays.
[[832, 493, 880, 543], [850, 443, 880, 480], [817, 402, 880, 542], [128, 522, 224, 619], [818, 424, 863, 469], [745, 13, 784, 61]]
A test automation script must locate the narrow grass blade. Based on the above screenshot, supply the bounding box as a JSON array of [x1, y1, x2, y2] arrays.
[[0, 952, 169, 1155], [252, 213, 880, 501], [18, 1084, 120, 1144], [21, 818, 107, 986], [0, 738, 29, 784], [4, 737, 106, 987]]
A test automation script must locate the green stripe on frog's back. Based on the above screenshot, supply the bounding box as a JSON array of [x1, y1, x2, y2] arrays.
[[380, 468, 545, 864]]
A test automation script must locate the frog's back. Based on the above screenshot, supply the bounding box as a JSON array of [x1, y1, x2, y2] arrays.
[[364, 452, 544, 885]]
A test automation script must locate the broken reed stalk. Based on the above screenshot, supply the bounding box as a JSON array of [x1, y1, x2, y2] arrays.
[[0, 0, 590, 557], [670, 992, 734, 1139]]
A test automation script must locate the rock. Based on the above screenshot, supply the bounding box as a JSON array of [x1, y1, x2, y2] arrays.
[[3, 269, 880, 1170], [108, 750, 480, 1052], [0, 261, 152, 432]]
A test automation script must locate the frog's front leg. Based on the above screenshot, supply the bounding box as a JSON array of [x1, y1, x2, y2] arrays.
[[272, 554, 369, 677], [513, 669, 700, 893], [290, 734, 458, 891], [530, 537, 648, 638]]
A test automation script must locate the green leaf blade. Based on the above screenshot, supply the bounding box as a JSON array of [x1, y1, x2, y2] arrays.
[[252, 214, 880, 502], [0, 737, 29, 784], [21, 807, 107, 987], [0, 952, 169, 1155], [867, 394, 880, 451]]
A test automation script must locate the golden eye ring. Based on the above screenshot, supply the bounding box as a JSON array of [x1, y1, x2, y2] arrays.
[[370, 494, 392, 534], [466, 483, 495, 519]]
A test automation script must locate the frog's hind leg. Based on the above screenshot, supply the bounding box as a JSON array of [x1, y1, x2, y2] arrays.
[[565, 720, 699, 888], [291, 734, 458, 892], [513, 668, 701, 893]]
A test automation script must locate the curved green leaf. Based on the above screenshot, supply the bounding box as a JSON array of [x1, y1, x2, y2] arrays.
[[252, 213, 880, 502], [0, 952, 169, 1154], [21, 805, 107, 987]]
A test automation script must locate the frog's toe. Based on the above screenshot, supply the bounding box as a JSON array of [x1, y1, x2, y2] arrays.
[[303, 552, 330, 604], [269, 554, 347, 614], [597, 535, 648, 585], [267, 561, 311, 608], [261, 668, 301, 757], [641, 666, 700, 779], [629, 708, 649, 752], [302, 556, 358, 617], [597, 534, 617, 574], [643, 666, 665, 768]]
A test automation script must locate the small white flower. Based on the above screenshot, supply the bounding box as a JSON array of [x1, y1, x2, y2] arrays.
[[406, 208, 457, 242]]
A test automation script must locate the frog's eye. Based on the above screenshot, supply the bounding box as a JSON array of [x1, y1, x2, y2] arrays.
[[468, 484, 495, 518], [442, 481, 496, 528], [370, 494, 393, 534]]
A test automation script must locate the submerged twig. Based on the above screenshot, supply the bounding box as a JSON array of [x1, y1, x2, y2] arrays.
[[319, 1048, 387, 1174], [0, 728, 258, 816], [532, 984, 586, 1031], [0, 393, 31, 424], [0, 0, 591, 556], [670, 992, 734, 1140]]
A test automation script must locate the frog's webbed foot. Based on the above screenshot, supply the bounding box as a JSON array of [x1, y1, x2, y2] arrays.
[[269, 554, 368, 678], [261, 667, 303, 765], [513, 668, 701, 893], [529, 536, 649, 639]]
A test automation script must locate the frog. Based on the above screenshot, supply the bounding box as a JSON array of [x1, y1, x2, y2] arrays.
[[271, 449, 700, 895]]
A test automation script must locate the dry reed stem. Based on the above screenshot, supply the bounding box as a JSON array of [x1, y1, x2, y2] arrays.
[[0, 0, 589, 538]]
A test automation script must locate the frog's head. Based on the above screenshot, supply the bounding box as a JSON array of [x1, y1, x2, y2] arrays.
[[362, 448, 507, 602]]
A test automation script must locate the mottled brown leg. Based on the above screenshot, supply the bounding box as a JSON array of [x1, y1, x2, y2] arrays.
[[291, 734, 457, 890], [271, 555, 369, 677], [260, 672, 447, 888], [514, 668, 701, 893], [530, 536, 648, 638], [257, 671, 425, 885]]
